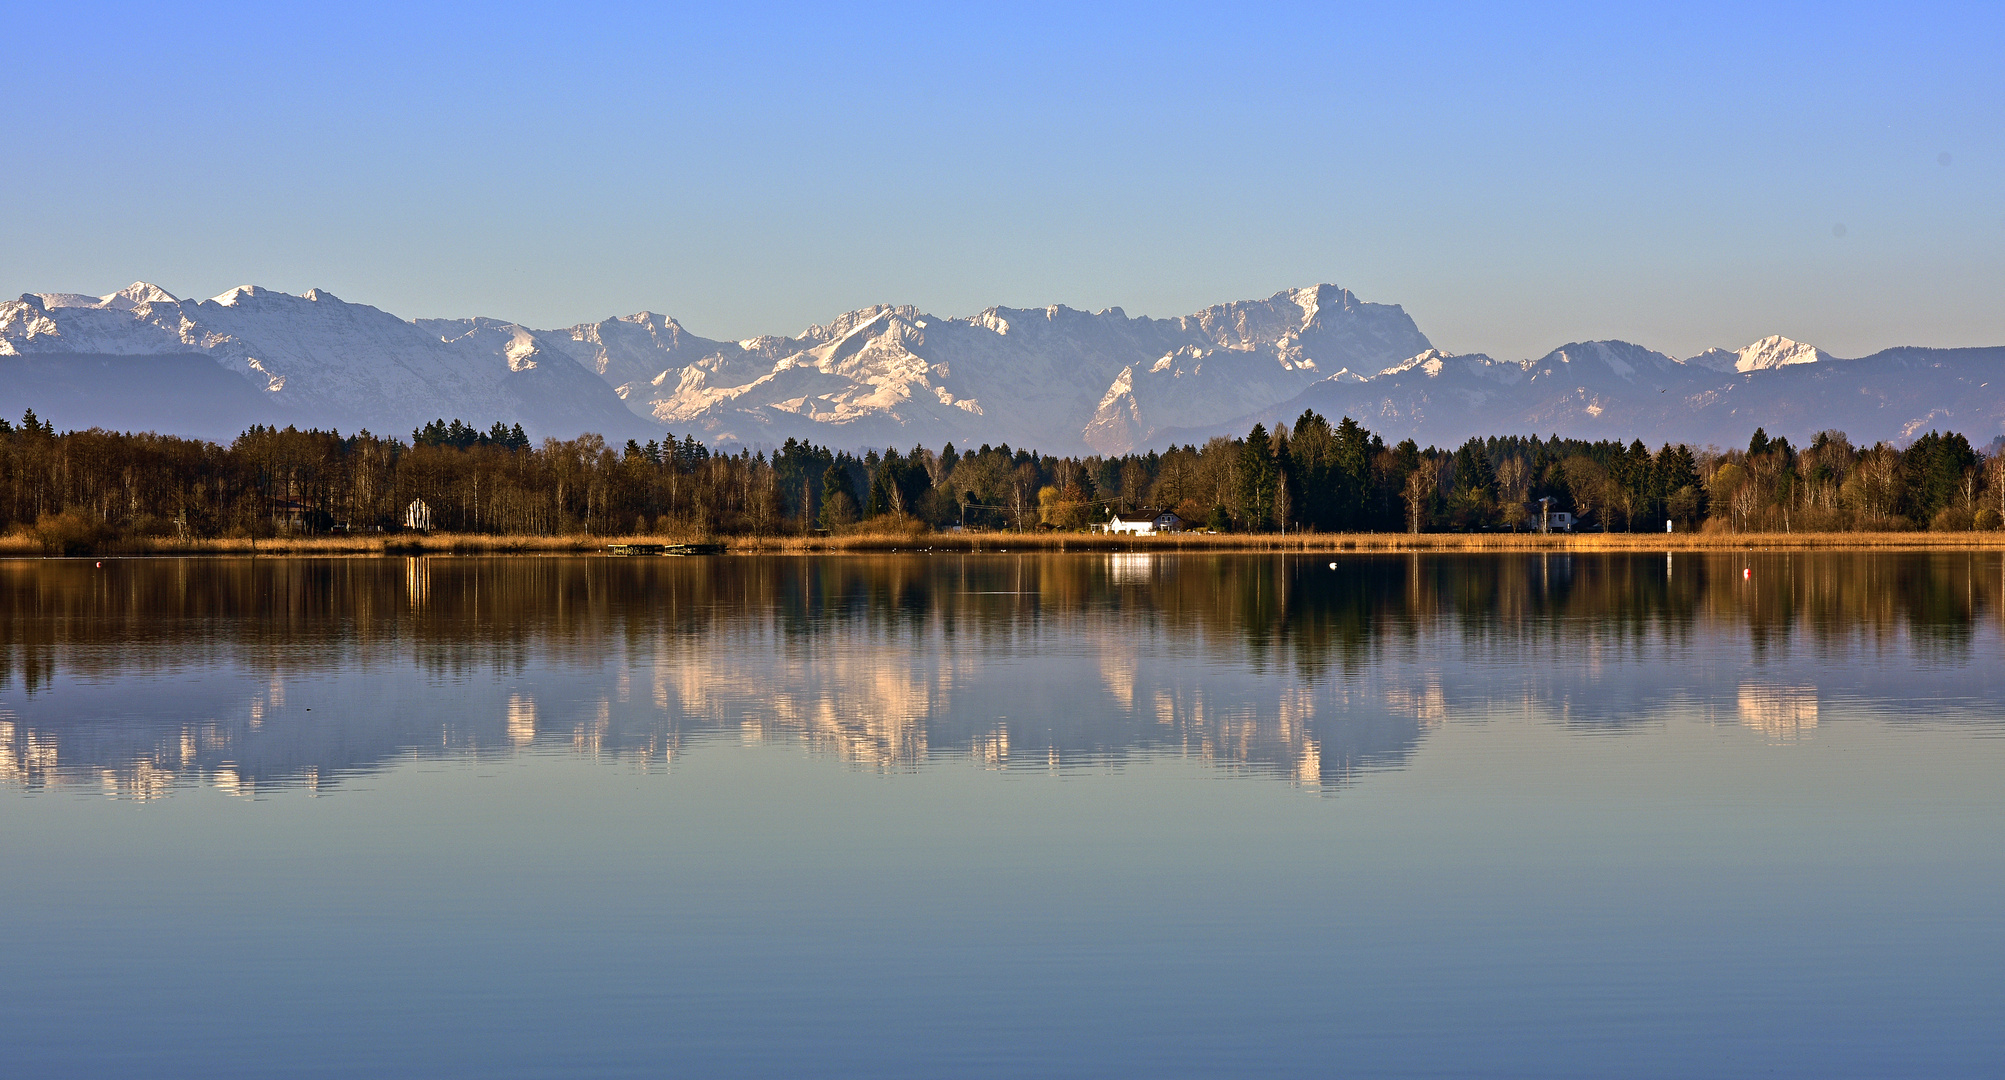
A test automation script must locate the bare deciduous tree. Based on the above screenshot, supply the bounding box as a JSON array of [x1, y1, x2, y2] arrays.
[[1403, 466, 1436, 534], [1494, 456, 1529, 530]]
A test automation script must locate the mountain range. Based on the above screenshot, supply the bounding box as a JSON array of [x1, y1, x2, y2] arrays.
[[3, 282, 1999, 453]]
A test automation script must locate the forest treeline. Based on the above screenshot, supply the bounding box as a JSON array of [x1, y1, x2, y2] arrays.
[[1, 407, 2001, 551]]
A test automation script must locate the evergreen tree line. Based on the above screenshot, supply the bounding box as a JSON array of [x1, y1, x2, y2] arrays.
[[1, 407, 2000, 549]]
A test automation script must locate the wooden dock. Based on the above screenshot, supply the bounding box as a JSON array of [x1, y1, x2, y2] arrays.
[[607, 543, 725, 556]]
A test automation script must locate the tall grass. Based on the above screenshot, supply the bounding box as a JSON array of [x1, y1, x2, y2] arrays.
[[4, 524, 2000, 557], [738, 529, 2005, 553]]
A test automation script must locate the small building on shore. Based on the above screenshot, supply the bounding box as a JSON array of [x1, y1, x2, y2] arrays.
[[270, 498, 312, 532], [404, 498, 433, 532], [1102, 510, 1183, 536]]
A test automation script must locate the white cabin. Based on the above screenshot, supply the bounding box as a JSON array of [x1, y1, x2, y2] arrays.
[[1103, 511, 1183, 536], [404, 498, 434, 532]]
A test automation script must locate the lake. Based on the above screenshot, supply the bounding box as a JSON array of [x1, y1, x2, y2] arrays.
[[3, 552, 2002, 1078]]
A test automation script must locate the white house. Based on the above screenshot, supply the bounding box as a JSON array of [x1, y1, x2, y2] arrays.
[[1103, 510, 1183, 536], [404, 498, 434, 532]]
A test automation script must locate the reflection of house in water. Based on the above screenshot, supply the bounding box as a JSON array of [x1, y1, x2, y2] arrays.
[[1106, 553, 1155, 585], [1737, 685, 1818, 739], [406, 557, 429, 608], [507, 693, 537, 746]]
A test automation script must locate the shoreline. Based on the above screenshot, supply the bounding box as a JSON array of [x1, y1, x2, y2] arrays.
[[5, 530, 2005, 557]]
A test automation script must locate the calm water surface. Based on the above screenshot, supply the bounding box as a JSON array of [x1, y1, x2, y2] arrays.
[[2, 552, 2002, 1078]]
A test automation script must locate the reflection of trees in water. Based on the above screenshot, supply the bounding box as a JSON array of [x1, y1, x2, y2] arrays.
[[0, 552, 1999, 796], [1715, 552, 2000, 662]]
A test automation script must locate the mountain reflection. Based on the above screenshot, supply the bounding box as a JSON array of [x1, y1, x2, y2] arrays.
[[1, 552, 2000, 797]]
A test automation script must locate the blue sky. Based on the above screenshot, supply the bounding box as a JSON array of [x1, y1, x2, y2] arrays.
[[4, 2, 1999, 359]]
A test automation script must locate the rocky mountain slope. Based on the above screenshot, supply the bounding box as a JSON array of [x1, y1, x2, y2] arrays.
[[0, 284, 651, 443], [2, 281, 1997, 452], [1170, 337, 2005, 452]]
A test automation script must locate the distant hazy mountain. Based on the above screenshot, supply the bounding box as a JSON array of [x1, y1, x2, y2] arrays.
[[0, 284, 651, 443], [2, 281, 1998, 452], [1172, 339, 2005, 452]]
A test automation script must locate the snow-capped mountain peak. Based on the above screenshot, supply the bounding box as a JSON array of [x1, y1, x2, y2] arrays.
[[29, 292, 112, 310], [27, 281, 179, 311], [1687, 335, 1831, 373], [1736, 335, 1829, 371], [1378, 349, 1446, 378], [210, 285, 269, 306], [1287, 284, 1327, 329], [109, 282, 178, 308]]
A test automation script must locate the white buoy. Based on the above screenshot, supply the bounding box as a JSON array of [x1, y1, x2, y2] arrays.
[[1329, 562, 1337, 569]]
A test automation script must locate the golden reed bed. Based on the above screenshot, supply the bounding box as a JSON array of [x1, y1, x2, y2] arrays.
[[735, 530, 2005, 554], [3, 527, 2002, 557]]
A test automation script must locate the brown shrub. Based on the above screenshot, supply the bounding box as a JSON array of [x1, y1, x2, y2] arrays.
[[33, 511, 113, 555], [1931, 507, 1976, 532]]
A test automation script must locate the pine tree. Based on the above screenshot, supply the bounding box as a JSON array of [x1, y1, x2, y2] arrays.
[[819, 462, 858, 528], [1238, 424, 1278, 530]]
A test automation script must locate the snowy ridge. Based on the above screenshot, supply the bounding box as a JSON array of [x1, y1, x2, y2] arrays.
[[464, 283, 1432, 453], [1686, 335, 1831, 374], [2, 281, 1997, 452], [0, 283, 649, 441], [1167, 335, 2002, 452]]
